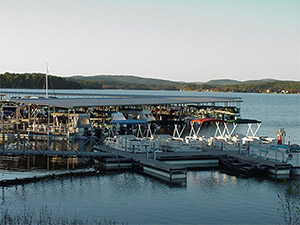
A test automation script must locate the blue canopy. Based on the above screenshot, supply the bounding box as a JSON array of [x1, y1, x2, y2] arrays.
[[110, 119, 147, 125]]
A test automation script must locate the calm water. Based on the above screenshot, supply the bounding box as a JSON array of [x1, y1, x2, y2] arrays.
[[1, 171, 296, 225], [0, 89, 299, 224]]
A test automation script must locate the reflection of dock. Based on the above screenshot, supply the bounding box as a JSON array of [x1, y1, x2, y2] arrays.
[[1, 149, 112, 157]]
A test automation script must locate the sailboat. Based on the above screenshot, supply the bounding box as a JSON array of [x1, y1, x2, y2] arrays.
[[44, 63, 56, 99]]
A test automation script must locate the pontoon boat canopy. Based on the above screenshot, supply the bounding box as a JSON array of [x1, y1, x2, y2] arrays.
[[231, 119, 262, 124], [191, 118, 225, 123], [110, 120, 147, 125], [149, 120, 185, 125]]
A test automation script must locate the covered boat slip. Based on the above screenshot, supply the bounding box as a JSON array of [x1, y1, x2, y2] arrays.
[[0, 94, 241, 123], [0, 90, 243, 100], [3, 95, 242, 109], [0, 94, 297, 184], [183, 118, 272, 152], [0, 95, 273, 154], [0, 94, 242, 143]]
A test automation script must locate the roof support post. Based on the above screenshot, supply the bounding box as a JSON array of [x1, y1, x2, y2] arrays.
[[179, 124, 186, 138], [137, 124, 143, 138], [222, 122, 230, 137], [1, 104, 3, 130], [247, 123, 254, 136], [230, 123, 238, 135], [28, 105, 31, 129], [189, 122, 195, 137], [215, 122, 222, 137], [47, 106, 50, 132], [195, 123, 202, 136], [173, 124, 179, 138], [253, 123, 262, 137], [146, 123, 153, 139]]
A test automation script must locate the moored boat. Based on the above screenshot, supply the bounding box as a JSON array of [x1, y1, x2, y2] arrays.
[[219, 155, 265, 177]]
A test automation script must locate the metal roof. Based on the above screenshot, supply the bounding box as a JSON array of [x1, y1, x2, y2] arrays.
[[3, 95, 242, 108]]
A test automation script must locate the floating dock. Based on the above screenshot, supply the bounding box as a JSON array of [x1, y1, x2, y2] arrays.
[[97, 145, 188, 184], [228, 152, 291, 176], [0, 140, 294, 185], [96, 146, 292, 184]]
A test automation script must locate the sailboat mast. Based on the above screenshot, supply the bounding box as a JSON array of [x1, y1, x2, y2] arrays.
[[45, 62, 49, 98]]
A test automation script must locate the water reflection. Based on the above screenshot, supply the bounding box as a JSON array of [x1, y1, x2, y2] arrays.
[[188, 170, 240, 191], [0, 171, 297, 224], [1, 188, 5, 204]]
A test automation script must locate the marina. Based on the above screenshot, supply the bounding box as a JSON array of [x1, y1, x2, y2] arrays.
[[0, 89, 298, 225], [0, 90, 298, 186], [1, 0, 299, 223]]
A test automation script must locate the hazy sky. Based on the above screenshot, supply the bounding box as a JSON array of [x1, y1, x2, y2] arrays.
[[0, 0, 299, 82]]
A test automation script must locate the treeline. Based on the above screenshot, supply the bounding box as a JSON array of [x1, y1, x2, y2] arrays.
[[0, 73, 181, 90], [0, 73, 82, 89], [0, 72, 299, 93], [182, 81, 300, 93], [69, 75, 181, 90]]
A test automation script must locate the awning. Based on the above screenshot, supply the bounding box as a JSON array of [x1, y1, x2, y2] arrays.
[[149, 120, 185, 125], [110, 120, 147, 125], [233, 119, 262, 124], [190, 118, 225, 123]]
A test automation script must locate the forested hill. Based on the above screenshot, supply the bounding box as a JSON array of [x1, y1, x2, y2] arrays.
[[0, 73, 82, 89], [69, 75, 181, 90], [0, 72, 299, 93], [0, 73, 181, 90]]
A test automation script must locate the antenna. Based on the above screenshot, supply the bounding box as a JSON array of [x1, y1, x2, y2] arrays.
[[45, 62, 49, 98]]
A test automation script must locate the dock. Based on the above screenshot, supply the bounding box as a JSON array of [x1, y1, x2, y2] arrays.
[[228, 152, 291, 176], [0, 133, 294, 186], [96, 145, 292, 184], [0, 92, 296, 186], [97, 145, 188, 184]]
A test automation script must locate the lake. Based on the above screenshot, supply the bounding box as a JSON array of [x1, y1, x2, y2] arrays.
[[0, 89, 299, 224]]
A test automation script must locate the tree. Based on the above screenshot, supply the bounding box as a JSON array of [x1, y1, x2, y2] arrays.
[[277, 181, 300, 225]]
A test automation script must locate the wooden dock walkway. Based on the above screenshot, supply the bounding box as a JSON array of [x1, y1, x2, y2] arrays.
[[228, 151, 291, 175], [98, 145, 292, 180], [98, 145, 188, 184], [0, 141, 292, 185]]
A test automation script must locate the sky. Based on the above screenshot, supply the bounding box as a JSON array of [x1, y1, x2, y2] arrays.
[[0, 0, 299, 82]]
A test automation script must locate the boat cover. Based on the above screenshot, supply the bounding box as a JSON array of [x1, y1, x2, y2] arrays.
[[149, 120, 185, 125], [232, 119, 262, 124], [110, 120, 147, 125], [190, 118, 225, 123]]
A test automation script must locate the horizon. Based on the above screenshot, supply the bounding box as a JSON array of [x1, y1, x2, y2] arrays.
[[0, 0, 299, 82]]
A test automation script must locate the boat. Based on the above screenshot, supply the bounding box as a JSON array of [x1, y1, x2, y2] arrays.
[[287, 144, 300, 153], [219, 155, 265, 177]]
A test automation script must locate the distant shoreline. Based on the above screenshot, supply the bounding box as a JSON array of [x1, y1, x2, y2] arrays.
[[182, 90, 300, 94], [0, 87, 299, 95], [1, 72, 299, 94]]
